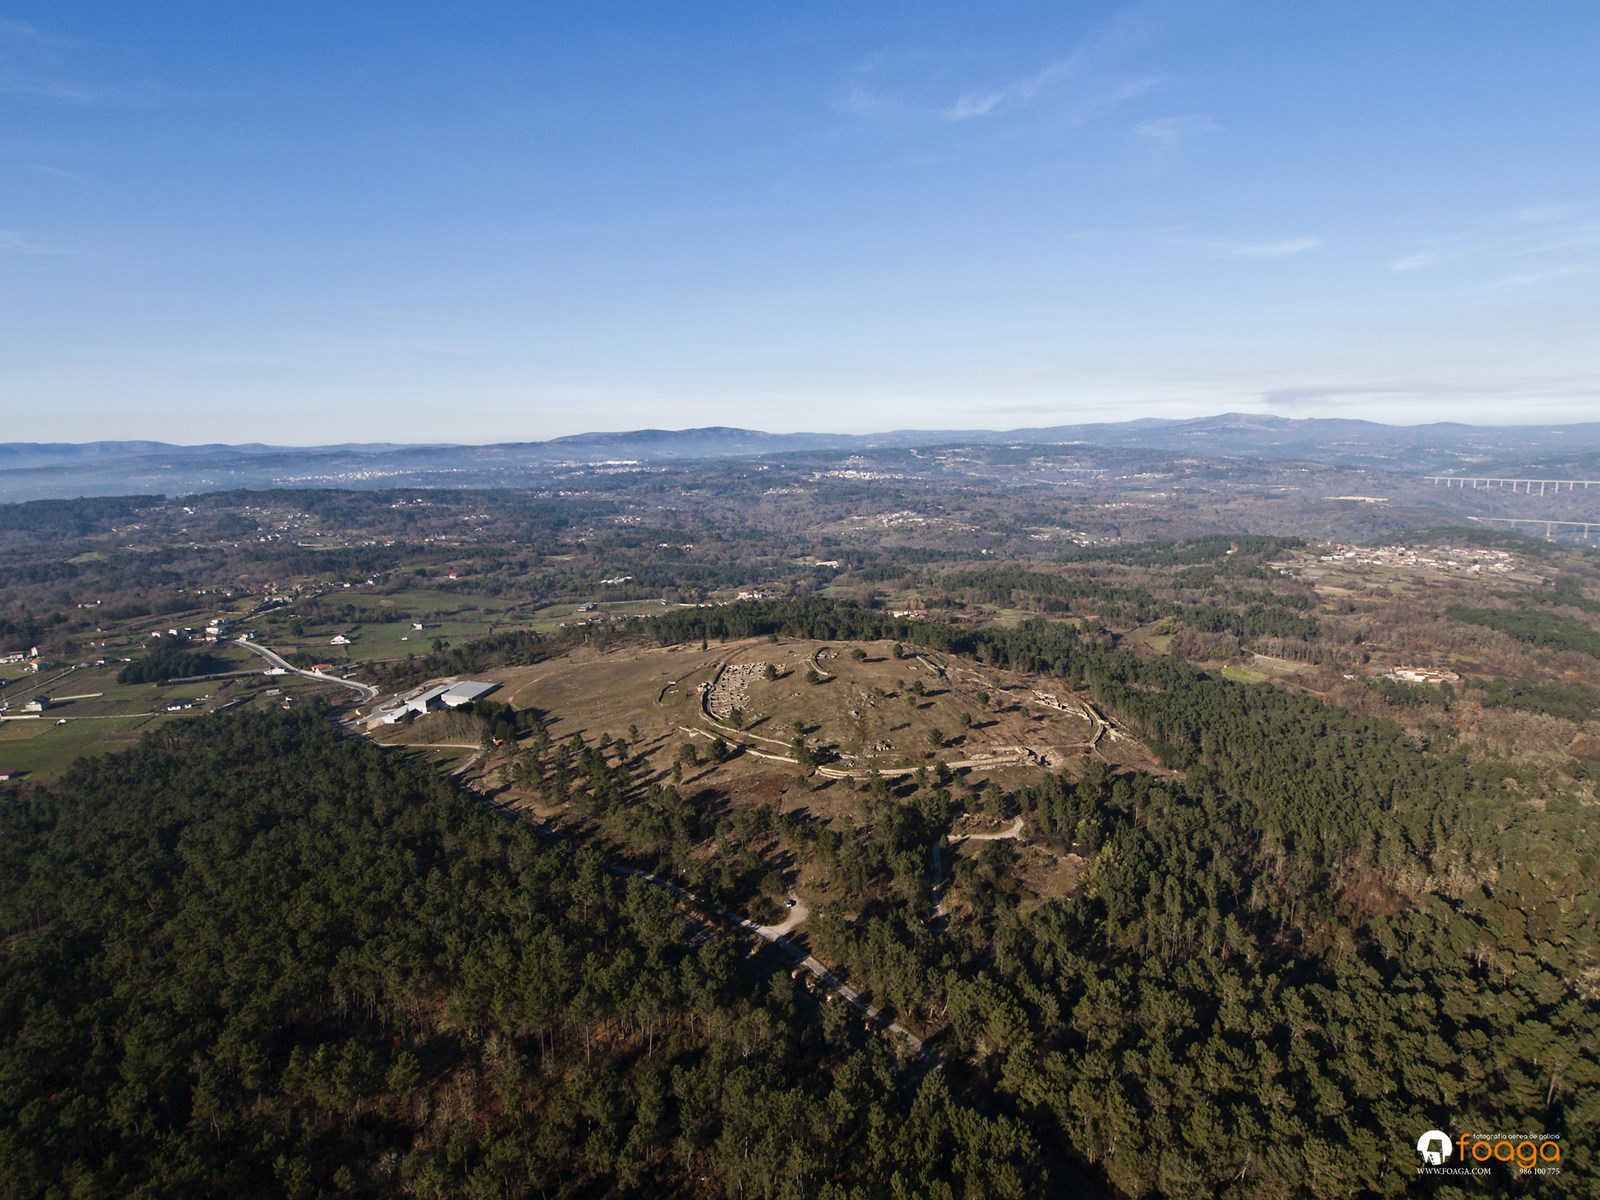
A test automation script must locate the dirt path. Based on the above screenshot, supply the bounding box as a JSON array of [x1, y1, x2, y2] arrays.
[[736, 899, 930, 1059], [449, 750, 486, 779], [603, 868, 932, 1061], [951, 815, 1025, 844], [320, 675, 929, 1059], [933, 816, 1026, 916], [677, 725, 800, 764]]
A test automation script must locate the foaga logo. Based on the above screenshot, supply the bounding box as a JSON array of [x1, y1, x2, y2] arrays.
[[1416, 1129, 1563, 1172], [1417, 1130, 1453, 1165]]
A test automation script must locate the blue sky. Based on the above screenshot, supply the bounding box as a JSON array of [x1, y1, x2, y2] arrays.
[[3, 2, 1598, 443]]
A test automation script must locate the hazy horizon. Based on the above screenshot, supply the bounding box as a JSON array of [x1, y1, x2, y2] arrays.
[[10, 408, 1600, 461]]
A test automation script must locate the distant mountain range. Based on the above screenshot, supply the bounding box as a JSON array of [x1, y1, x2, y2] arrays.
[[5, 414, 1600, 503]]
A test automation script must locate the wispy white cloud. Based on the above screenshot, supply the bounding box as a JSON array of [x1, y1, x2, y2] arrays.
[[19, 162, 84, 182], [940, 62, 1159, 128], [0, 19, 84, 49], [1071, 226, 1322, 261], [1389, 213, 1599, 276], [943, 59, 1076, 121], [0, 18, 173, 107], [1260, 384, 1438, 411], [1508, 204, 1578, 224], [1135, 114, 1215, 153], [1387, 249, 1433, 273], [838, 83, 898, 119], [1258, 381, 1600, 416], [0, 76, 143, 105], [1492, 264, 1593, 290], [1214, 236, 1321, 259], [0, 229, 72, 255], [845, 9, 1166, 131], [1062, 76, 1160, 127], [939, 3, 1171, 122]]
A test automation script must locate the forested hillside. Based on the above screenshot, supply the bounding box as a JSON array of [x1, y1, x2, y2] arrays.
[[626, 599, 1599, 1194], [0, 710, 1044, 1199], [342, 595, 1600, 1194], [5, 524, 1600, 1195]]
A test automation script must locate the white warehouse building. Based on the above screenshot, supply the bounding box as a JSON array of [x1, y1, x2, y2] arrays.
[[369, 680, 501, 727]]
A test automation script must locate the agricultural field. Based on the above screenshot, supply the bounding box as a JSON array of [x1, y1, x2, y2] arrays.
[[240, 590, 677, 669], [0, 643, 347, 779], [0, 713, 164, 778], [245, 589, 535, 663]]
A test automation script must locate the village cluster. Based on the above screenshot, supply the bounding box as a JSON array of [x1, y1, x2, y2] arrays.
[[1316, 544, 1518, 573]]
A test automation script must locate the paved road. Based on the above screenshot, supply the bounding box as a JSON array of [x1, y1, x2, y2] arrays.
[[232, 639, 378, 703]]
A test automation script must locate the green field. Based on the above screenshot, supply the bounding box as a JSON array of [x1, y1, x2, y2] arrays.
[[5, 649, 265, 719], [529, 599, 669, 628], [1119, 622, 1176, 653], [329, 618, 502, 663], [1246, 653, 1315, 678], [241, 591, 679, 669], [971, 605, 1086, 629], [0, 713, 167, 778], [246, 589, 594, 664], [0, 640, 356, 779], [0, 663, 363, 780]]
